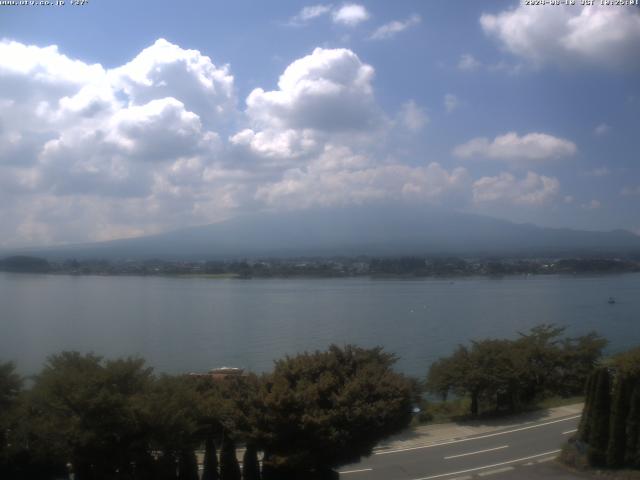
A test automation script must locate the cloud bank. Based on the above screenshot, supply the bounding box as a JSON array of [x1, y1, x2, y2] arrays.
[[0, 38, 569, 247], [480, 4, 640, 69]]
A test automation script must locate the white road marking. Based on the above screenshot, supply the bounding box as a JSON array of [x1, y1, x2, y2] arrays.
[[477, 466, 514, 476], [410, 449, 561, 480], [339, 468, 373, 475], [536, 456, 556, 463], [562, 429, 578, 435], [444, 445, 508, 460], [375, 415, 580, 456]]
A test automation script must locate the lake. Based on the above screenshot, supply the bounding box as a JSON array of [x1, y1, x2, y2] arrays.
[[1, 272, 638, 377]]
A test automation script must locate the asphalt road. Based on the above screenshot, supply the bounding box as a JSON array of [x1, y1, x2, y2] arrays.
[[339, 413, 582, 480]]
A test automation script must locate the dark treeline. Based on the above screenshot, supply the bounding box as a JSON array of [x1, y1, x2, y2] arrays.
[[426, 325, 607, 417], [576, 347, 640, 469], [0, 346, 414, 480], [1, 255, 639, 277]]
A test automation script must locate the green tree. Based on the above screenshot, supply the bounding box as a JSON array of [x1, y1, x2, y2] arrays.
[[27, 352, 154, 480], [625, 385, 640, 468], [607, 374, 633, 467], [178, 449, 199, 480], [201, 434, 219, 480], [258, 345, 413, 475], [427, 325, 605, 417], [242, 444, 260, 480], [587, 368, 611, 467], [578, 370, 598, 443], [219, 435, 241, 480]]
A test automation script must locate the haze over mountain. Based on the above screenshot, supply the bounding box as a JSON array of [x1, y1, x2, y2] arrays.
[[10, 206, 640, 261]]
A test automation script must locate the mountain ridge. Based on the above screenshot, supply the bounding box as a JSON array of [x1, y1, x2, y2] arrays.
[[5, 206, 640, 260]]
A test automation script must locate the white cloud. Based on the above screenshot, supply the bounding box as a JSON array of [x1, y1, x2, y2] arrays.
[[245, 47, 380, 134], [458, 53, 481, 71], [398, 100, 428, 132], [584, 167, 610, 177], [473, 171, 560, 206], [444, 94, 460, 113], [332, 4, 370, 26], [290, 4, 333, 24], [370, 14, 421, 40], [480, 4, 640, 69], [621, 185, 640, 196], [453, 132, 577, 163], [255, 158, 470, 209], [582, 199, 602, 210], [594, 123, 611, 136], [108, 38, 236, 128], [0, 38, 573, 247]]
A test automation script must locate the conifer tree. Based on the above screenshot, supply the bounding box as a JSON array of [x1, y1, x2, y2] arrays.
[[587, 368, 611, 466], [260, 452, 276, 480], [625, 385, 640, 468], [578, 371, 597, 442], [242, 444, 260, 480], [202, 435, 219, 480], [220, 435, 241, 480], [178, 449, 199, 480], [607, 375, 632, 467]]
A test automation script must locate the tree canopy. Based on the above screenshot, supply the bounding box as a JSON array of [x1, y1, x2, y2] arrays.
[[426, 325, 606, 416], [258, 345, 414, 473]]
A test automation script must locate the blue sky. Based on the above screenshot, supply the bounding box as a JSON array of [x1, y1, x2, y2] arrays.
[[1, 0, 639, 246]]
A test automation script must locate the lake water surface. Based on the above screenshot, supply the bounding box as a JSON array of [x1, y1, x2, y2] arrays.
[[1, 272, 638, 377]]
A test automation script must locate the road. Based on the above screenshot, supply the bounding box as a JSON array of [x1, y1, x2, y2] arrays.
[[339, 413, 583, 480]]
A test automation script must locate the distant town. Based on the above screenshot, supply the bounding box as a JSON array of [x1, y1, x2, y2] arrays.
[[1, 254, 639, 278]]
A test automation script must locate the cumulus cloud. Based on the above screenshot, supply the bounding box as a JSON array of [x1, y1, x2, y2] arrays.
[[480, 4, 640, 69], [582, 199, 602, 210], [621, 185, 640, 196], [453, 132, 577, 163], [398, 100, 428, 132], [109, 39, 236, 128], [594, 123, 611, 136], [458, 53, 481, 71], [245, 47, 381, 136], [332, 4, 369, 26], [0, 38, 565, 247], [255, 153, 470, 209], [370, 14, 421, 40], [290, 4, 333, 24], [473, 171, 560, 206], [584, 167, 610, 177], [444, 94, 460, 114]]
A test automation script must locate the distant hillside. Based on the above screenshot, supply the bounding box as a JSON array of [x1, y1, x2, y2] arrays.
[[7, 206, 640, 260]]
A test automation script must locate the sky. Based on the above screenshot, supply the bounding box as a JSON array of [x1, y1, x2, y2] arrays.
[[1, 0, 639, 247]]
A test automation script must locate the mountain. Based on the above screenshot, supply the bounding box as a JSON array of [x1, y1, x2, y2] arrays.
[[8, 206, 640, 260]]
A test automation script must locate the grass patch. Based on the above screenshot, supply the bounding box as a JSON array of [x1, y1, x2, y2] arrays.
[[413, 395, 584, 426]]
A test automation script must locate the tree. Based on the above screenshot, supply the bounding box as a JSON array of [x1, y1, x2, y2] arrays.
[[201, 434, 219, 480], [426, 325, 606, 417], [578, 370, 598, 443], [587, 368, 611, 466], [26, 352, 154, 480], [625, 385, 640, 468], [607, 374, 633, 467], [257, 345, 413, 475], [242, 444, 260, 480], [178, 449, 199, 480], [219, 435, 241, 480]]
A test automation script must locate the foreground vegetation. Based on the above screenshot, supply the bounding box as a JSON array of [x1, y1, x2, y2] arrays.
[[565, 347, 640, 471], [0, 346, 414, 480], [0, 325, 625, 479], [426, 325, 606, 417]]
